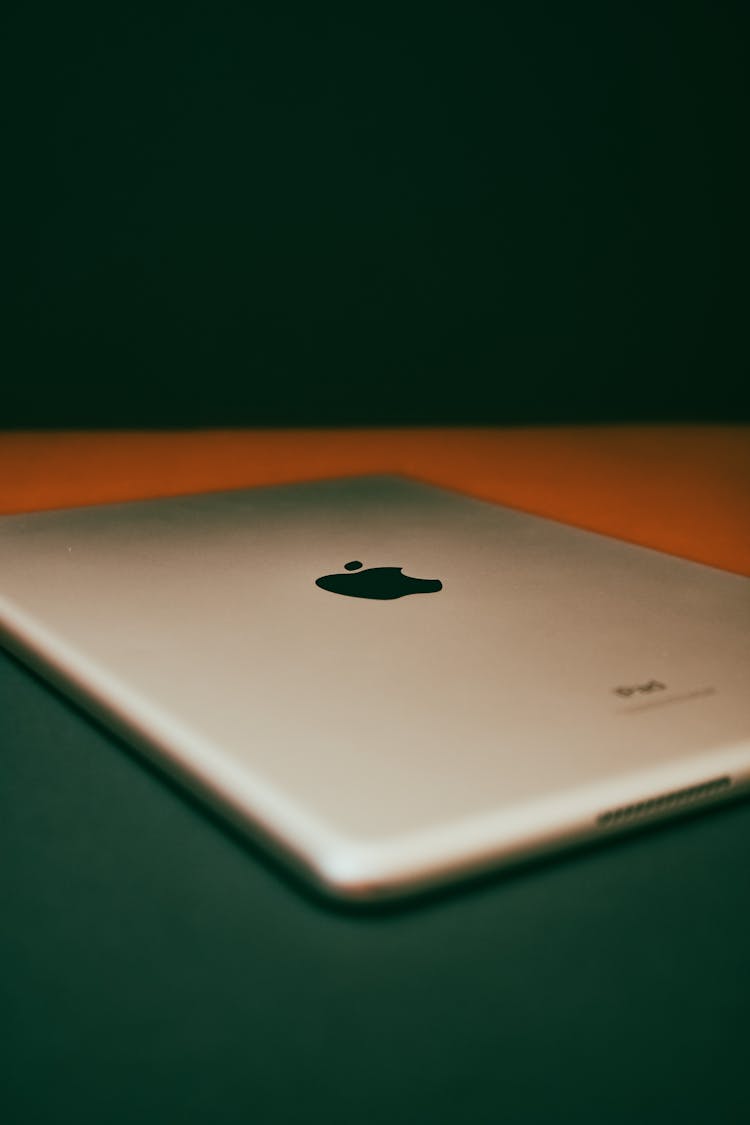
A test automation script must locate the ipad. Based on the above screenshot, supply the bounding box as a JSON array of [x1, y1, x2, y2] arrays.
[[1, 475, 749, 902]]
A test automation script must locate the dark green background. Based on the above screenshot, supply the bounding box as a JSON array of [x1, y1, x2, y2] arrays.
[[3, 651, 750, 1125], [4, 1, 749, 426]]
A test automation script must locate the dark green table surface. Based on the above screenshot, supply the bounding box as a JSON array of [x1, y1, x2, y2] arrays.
[[2, 646, 749, 1125]]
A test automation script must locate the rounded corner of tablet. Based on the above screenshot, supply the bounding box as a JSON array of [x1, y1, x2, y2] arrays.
[[306, 842, 412, 905]]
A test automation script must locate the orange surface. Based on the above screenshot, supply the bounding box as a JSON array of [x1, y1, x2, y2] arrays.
[[1, 426, 749, 575]]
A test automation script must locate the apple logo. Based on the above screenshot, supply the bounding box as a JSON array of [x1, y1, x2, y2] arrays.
[[315, 560, 443, 600]]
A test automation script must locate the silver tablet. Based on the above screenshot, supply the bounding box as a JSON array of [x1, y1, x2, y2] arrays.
[[1, 475, 748, 901]]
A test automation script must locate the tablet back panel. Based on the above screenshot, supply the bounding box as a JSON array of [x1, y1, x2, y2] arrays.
[[1, 476, 748, 899]]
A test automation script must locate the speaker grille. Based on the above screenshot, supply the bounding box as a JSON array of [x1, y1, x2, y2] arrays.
[[598, 776, 731, 828]]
